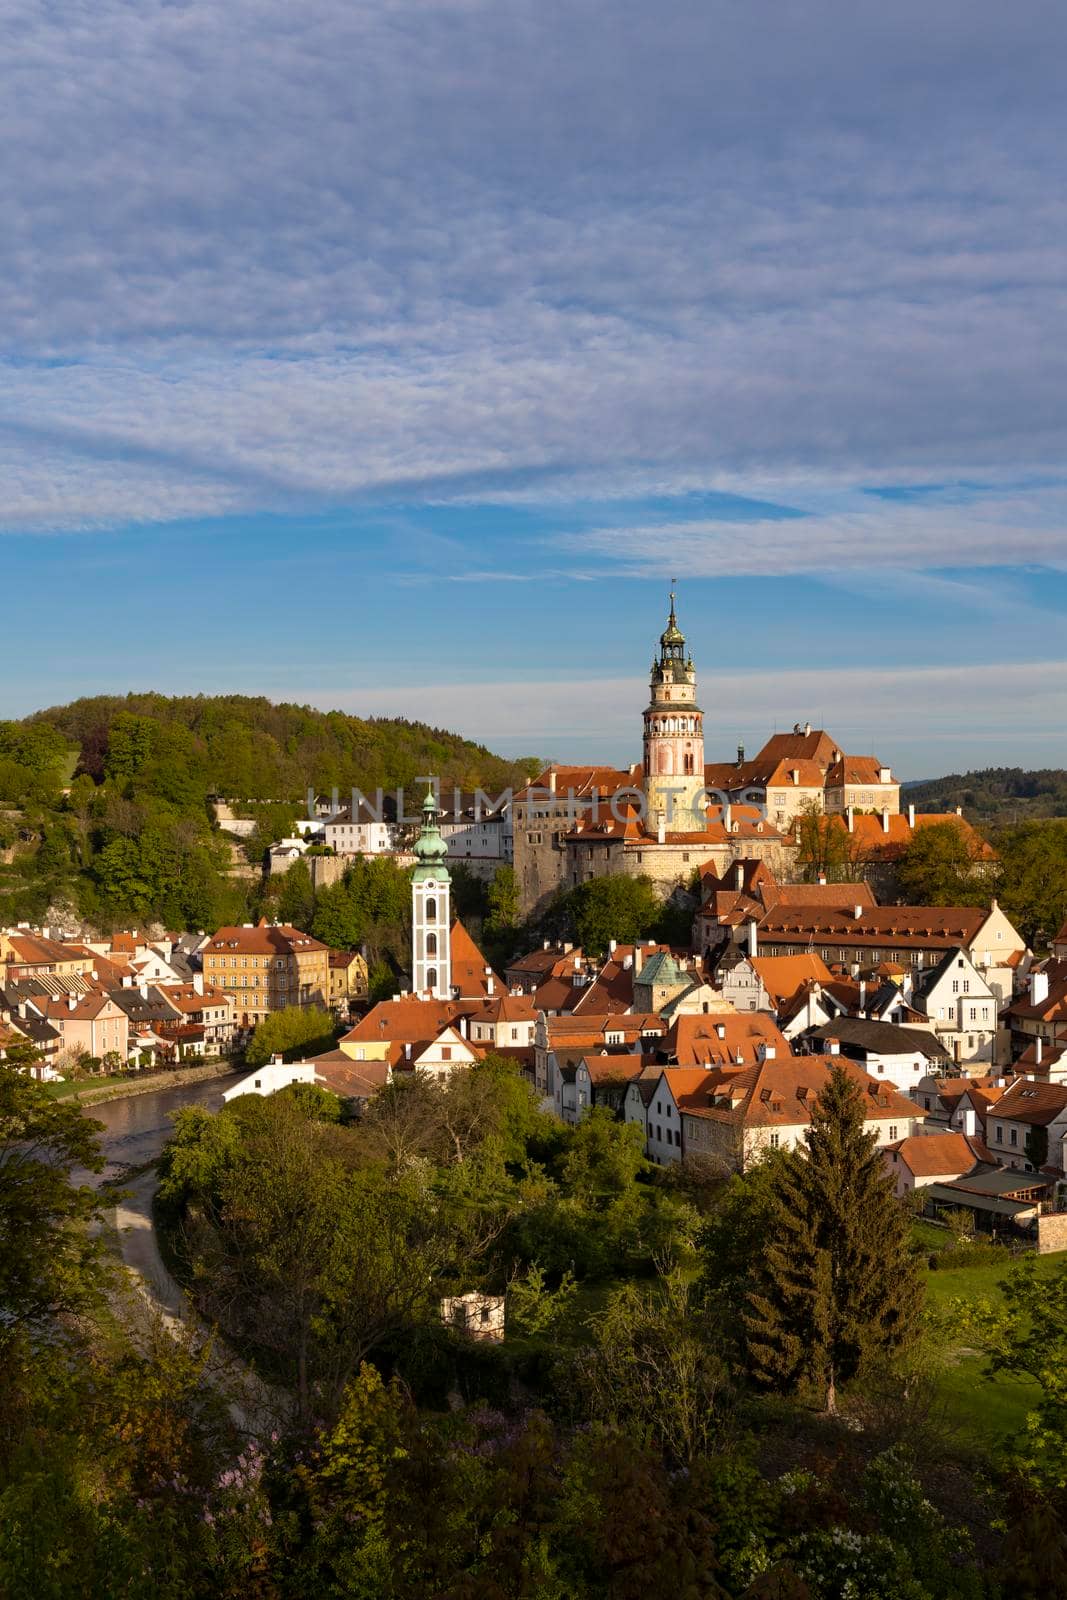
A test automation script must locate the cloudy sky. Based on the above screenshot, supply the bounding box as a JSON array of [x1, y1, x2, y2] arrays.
[[4, 0, 1066, 776]]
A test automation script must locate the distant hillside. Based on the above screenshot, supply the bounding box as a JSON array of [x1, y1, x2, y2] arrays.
[[29, 693, 540, 799], [0, 695, 538, 932], [903, 767, 1067, 824]]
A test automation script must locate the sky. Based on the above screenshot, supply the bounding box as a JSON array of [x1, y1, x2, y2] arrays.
[[3, 0, 1067, 778]]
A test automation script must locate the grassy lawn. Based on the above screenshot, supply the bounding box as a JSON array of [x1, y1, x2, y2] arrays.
[[923, 1249, 1067, 1457], [43, 1073, 135, 1099]]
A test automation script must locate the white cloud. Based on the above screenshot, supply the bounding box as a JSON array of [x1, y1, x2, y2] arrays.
[[1, 1, 1066, 542], [302, 658, 1067, 776]]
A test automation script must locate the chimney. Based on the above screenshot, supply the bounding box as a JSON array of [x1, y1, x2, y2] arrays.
[[748, 920, 758, 959], [563, 942, 573, 954], [804, 721, 811, 736], [881, 807, 890, 834], [955, 805, 962, 817], [193, 972, 204, 995], [716, 1023, 726, 1039], [1031, 971, 1050, 1006], [634, 945, 645, 977], [962, 1105, 977, 1137], [68, 996, 77, 1011], [548, 770, 557, 795], [736, 743, 745, 767], [139, 982, 148, 1000], [723, 802, 732, 831], [907, 803, 916, 827], [817, 873, 827, 886], [759, 1043, 776, 1062], [459, 1015, 468, 1039], [846, 805, 854, 833], [404, 1041, 412, 1060], [543, 939, 551, 950], [734, 862, 744, 890], [271, 1053, 283, 1064], [859, 978, 867, 1009], [853, 904, 863, 920], [657, 816, 666, 845], [609, 938, 617, 954], [825, 1036, 840, 1055], [1036, 1036, 1044, 1065]]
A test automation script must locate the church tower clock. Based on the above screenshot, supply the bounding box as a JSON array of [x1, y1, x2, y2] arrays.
[[411, 783, 452, 999], [642, 592, 706, 832]]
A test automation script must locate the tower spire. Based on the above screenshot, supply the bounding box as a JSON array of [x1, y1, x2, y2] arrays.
[[411, 777, 451, 1000]]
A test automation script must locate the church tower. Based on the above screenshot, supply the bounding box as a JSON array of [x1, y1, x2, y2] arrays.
[[411, 783, 452, 999], [643, 591, 706, 831]]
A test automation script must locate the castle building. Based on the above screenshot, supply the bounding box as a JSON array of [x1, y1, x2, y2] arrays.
[[643, 591, 706, 832], [510, 595, 903, 918], [411, 785, 452, 1000]]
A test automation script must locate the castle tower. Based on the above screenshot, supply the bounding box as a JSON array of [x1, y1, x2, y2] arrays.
[[411, 783, 452, 999], [642, 591, 706, 831]]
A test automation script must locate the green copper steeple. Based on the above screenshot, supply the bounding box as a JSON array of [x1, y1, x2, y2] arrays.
[[412, 783, 451, 881]]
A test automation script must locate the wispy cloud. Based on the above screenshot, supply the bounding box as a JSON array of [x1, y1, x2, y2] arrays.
[[0, 0, 1065, 548], [306, 658, 1067, 777]]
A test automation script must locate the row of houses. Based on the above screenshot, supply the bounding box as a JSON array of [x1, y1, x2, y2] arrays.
[[0, 920, 369, 1078]]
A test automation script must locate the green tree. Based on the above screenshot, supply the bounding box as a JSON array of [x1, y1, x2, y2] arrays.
[[566, 874, 661, 954], [311, 875, 365, 949], [573, 1266, 734, 1466], [275, 858, 315, 930], [896, 819, 993, 906], [0, 1047, 107, 1353], [745, 1065, 922, 1413], [244, 1004, 337, 1066], [794, 798, 861, 882], [995, 817, 1067, 948], [559, 1107, 647, 1202], [485, 863, 518, 935]]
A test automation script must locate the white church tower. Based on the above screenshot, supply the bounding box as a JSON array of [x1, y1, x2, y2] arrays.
[[411, 783, 452, 999]]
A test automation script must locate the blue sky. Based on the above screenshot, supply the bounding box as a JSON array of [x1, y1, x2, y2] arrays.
[[3, 0, 1067, 778]]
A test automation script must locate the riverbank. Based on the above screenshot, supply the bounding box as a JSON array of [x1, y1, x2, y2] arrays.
[[47, 1059, 237, 1106]]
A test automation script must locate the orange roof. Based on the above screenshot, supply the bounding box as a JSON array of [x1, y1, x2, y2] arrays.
[[750, 953, 834, 1006], [757, 902, 994, 951], [467, 991, 539, 1025], [886, 1131, 989, 1176], [682, 1055, 917, 1130], [205, 920, 328, 955], [449, 920, 504, 999], [516, 766, 638, 802], [994, 1077, 1067, 1127], [825, 755, 891, 786], [344, 996, 462, 1044], [4, 934, 90, 967], [764, 759, 828, 788], [668, 1010, 789, 1068], [578, 1054, 650, 1085]]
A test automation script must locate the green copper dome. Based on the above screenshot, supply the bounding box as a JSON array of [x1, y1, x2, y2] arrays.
[[412, 783, 451, 881]]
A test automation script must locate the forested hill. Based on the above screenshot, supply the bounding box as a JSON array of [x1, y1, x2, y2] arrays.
[[903, 766, 1067, 823], [0, 696, 538, 931], [29, 693, 540, 799]]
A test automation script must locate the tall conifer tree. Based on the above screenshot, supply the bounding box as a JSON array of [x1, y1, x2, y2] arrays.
[[744, 1063, 922, 1413]]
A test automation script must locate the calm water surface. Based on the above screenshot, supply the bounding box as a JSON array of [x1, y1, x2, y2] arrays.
[[76, 1071, 244, 1186]]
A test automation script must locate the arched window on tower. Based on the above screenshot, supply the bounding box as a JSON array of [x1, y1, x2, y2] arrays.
[[658, 748, 672, 774], [427, 932, 437, 956], [684, 753, 694, 774], [427, 967, 437, 989], [426, 896, 436, 921]]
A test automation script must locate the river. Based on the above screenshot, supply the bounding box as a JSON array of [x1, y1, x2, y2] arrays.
[[76, 1071, 244, 1186]]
